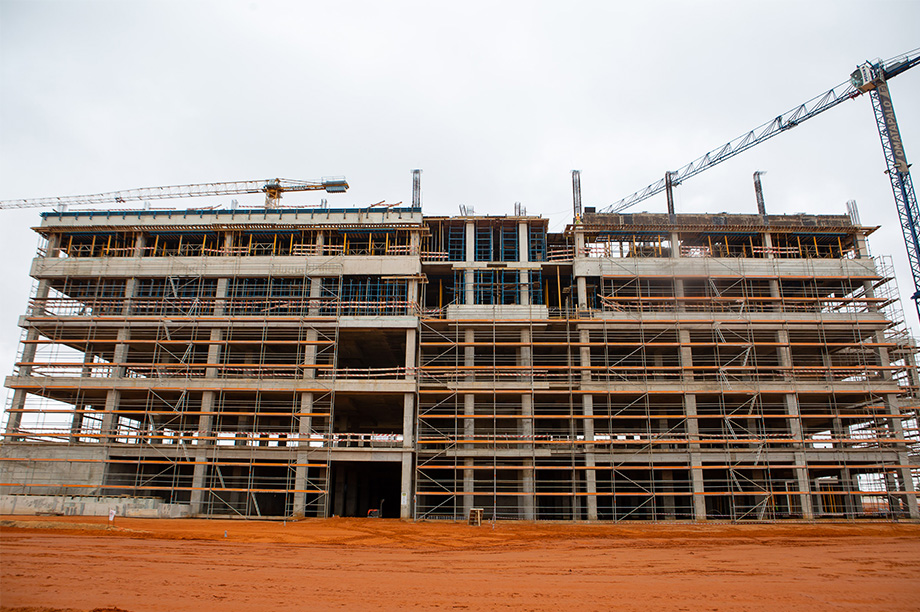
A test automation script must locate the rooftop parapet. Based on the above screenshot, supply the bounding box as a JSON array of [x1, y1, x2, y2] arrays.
[[36, 206, 425, 234], [575, 211, 864, 234]]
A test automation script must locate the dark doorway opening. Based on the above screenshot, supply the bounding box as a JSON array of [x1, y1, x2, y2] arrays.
[[330, 461, 401, 518]]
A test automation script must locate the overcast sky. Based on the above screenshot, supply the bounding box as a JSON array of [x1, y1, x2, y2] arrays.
[[1, 0, 919, 404]]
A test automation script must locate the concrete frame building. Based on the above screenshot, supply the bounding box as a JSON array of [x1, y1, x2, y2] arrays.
[[1, 204, 918, 520]]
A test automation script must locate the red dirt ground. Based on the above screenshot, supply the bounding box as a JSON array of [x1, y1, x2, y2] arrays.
[[2, 516, 919, 611]]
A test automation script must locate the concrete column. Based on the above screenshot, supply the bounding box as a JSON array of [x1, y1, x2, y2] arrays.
[[462, 326, 476, 520], [45, 233, 62, 258], [576, 277, 588, 310], [464, 326, 475, 448], [402, 393, 415, 449], [464, 269, 474, 306], [582, 394, 595, 442], [196, 391, 216, 445], [776, 328, 792, 380], [122, 277, 137, 316], [74, 325, 94, 441], [783, 393, 814, 519], [69, 406, 85, 443], [683, 394, 707, 520], [407, 279, 419, 314], [519, 221, 529, 263], [464, 327, 475, 377], [518, 328, 536, 521], [27, 278, 52, 319], [297, 392, 315, 443], [405, 328, 417, 380], [522, 459, 535, 521], [333, 463, 346, 516], [464, 394, 475, 449], [308, 276, 323, 316], [214, 278, 229, 317], [763, 232, 774, 259], [520, 270, 529, 306], [884, 471, 904, 516], [190, 458, 208, 516], [678, 328, 693, 381], [465, 221, 475, 262], [769, 279, 782, 312], [463, 391, 476, 517], [574, 230, 585, 258], [677, 326, 706, 519], [670, 232, 681, 258], [315, 230, 324, 255], [661, 469, 677, 519], [292, 392, 314, 517], [203, 328, 221, 379], [520, 328, 532, 369], [302, 329, 318, 379], [190, 390, 216, 515], [904, 343, 920, 389], [840, 465, 859, 518], [674, 278, 686, 313], [521, 393, 533, 439], [855, 233, 870, 258], [583, 394, 598, 521], [463, 458, 475, 518], [520, 328, 536, 520], [579, 329, 591, 383], [578, 328, 598, 520], [133, 232, 146, 258], [882, 394, 920, 519], [112, 327, 130, 379], [859, 280, 878, 313], [15, 329, 41, 379], [400, 453, 413, 519], [874, 330, 893, 379], [519, 397, 534, 515], [101, 389, 120, 445]]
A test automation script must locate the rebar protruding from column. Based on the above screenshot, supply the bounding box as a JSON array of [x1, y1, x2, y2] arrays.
[[412, 169, 422, 208], [571, 170, 582, 222], [665, 171, 678, 219], [754, 170, 767, 217]]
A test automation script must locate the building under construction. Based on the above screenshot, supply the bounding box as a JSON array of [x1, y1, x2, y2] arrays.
[[2, 204, 918, 521]]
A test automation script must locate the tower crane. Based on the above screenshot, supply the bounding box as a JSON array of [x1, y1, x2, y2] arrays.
[[599, 48, 920, 320], [0, 176, 349, 211]]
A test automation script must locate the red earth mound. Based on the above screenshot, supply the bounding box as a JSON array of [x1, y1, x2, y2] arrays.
[[2, 516, 919, 611]]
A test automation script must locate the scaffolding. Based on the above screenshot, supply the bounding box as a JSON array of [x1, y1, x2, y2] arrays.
[[2, 208, 918, 521]]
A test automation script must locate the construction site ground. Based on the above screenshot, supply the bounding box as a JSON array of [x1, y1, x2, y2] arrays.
[[1, 516, 919, 612]]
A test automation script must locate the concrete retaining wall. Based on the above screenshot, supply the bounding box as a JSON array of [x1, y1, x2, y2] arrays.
[[0, 494, 190, 518]]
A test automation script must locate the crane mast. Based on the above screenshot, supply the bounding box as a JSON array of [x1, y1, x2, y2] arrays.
[[860, 67, 920, 319]]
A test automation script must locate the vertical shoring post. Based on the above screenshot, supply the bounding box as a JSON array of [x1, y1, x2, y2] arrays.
[[665, 172, 677, 221], [571, 170, 582, 222], [754, 171, 768, 217], [412, 169, 422, 209]]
